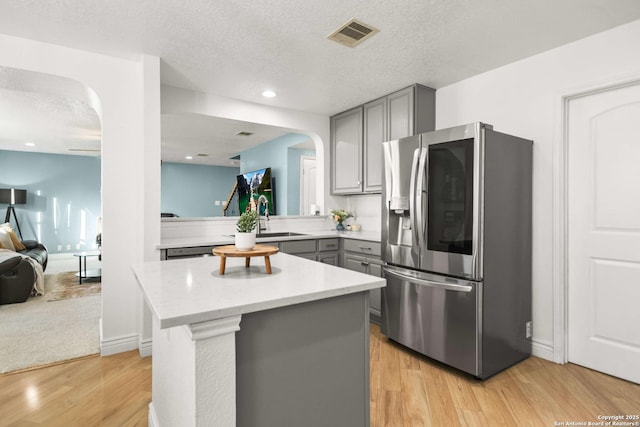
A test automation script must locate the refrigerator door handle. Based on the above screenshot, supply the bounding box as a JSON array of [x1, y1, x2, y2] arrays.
[[414, 148, 428, 253], [383, 266, 473, 293], [409, 148, 421, 249]]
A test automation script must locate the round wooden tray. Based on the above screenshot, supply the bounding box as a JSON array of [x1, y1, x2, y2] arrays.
[[212, 244, 279, 275]]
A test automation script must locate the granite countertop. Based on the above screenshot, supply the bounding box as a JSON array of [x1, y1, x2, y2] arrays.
[[134, 252, 385, 329], [158, 230, 381, 250]]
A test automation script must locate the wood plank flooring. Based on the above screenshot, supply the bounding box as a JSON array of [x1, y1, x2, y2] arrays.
[[0, 351, 151, 427], [369, 324, 640, 426], [1, 324, 638, 426]]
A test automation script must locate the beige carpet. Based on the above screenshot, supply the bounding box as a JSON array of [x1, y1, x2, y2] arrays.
[[46, 271, 101, 302], [0, 272, 101, 374]]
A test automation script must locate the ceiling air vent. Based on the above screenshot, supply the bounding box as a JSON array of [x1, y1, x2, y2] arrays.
[[328, 18, 379, 48]]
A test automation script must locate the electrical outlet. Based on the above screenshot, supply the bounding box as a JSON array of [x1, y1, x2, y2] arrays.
[[75, 244, 81, 250], [66, 244, 71, 250], [57, 245, 62, 251], [215, 200, 221, 206], [526, 321, 532, 339]]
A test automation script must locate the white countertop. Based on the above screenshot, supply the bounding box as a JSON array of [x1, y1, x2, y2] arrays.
[[158, 229, 381, 250], [133, 252, 386, 329]]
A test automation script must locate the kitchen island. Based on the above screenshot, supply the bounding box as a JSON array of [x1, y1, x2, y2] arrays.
[[134, 252, 385, 427]]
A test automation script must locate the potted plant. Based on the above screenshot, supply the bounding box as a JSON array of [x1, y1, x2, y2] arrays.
[[235, 210, 258, 251], [329, 209, 353, 231]]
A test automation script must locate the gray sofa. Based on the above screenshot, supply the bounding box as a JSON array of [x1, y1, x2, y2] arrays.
[[0, 241, 48, 305]]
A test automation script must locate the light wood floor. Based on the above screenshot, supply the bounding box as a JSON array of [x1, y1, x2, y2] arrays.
[[1, 324, 638, 426], [0, 352, 151, 427], [369, 324, 640, 426]]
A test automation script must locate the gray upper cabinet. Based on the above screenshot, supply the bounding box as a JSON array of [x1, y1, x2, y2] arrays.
[[388, 86, 415, 140], [363, 97, 387, 192], [331, 106, 363, 194], [331, 84, 435, 195]]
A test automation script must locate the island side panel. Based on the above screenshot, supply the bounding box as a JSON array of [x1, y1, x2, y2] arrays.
[[236, 291, 370, 427]]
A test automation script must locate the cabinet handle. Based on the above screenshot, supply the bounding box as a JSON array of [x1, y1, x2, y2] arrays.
[[361, 261, 370, 267], [358, 246, 372, 251], [326, 244, 337, 248]]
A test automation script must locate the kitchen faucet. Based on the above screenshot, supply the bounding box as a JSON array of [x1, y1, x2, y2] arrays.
[[257, 195, 269, 234]]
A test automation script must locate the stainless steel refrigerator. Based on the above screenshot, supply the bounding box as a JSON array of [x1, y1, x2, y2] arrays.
[[381, 122, 533, 379]]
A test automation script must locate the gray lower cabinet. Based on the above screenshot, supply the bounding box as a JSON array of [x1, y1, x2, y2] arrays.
[[318, 238, 340, 265], [162, 238, 342, 264], [163, 246, 217, 260], [280, 239, 317, 261], [341, 239, 383, 324], [280, 238, 340, 264]]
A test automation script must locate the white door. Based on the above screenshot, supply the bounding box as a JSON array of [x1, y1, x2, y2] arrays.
[[567, 81, 640, 384], [300, 156, 316, 216]]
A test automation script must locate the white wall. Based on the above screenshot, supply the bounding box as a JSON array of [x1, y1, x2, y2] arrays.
[[348, 19, 640, 360], [0, 34, 159, 355]]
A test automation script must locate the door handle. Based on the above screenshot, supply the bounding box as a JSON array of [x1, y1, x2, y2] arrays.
[[383, 266, 473, 293], [414, 148, 427, 253], [409, 148, 421, 253]]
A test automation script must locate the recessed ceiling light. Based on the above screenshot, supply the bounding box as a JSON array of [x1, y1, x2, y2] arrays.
[[25, 142, 35, 147], [185, 155, 193, 160], [262, 90, 276, 98]]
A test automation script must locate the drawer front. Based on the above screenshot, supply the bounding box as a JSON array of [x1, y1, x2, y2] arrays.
[[259, 242, 281, 250], [343, 239, 381, 257], [318, 253, 338, 265], [292, 252, 317, 261], [281, 239, 317, 254], [344, 254, 368, 274], [318, 238, 339, 252], [166, 246, 216, 258]]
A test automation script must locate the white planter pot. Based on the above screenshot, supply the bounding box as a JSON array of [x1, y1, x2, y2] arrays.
[[235, 232, 256, 251]]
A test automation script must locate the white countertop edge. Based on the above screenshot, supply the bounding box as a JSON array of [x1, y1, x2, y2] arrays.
[[158, 230, 381, 249], [150, 281, 385, 329]]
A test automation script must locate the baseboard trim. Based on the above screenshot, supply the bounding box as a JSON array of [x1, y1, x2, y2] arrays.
[[532, 338, 555, 362], [148, 402, 159, 427], [138, 337, 152, 358], [100, 333, 139, 356]]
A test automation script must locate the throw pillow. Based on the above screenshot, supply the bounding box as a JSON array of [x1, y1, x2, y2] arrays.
[[0, 223, 25, 251], [0, 228, 16, 251]]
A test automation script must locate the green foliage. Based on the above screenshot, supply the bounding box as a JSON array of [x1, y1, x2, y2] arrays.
[[236, 210, 258, 233], [329, 209, 353, 223]]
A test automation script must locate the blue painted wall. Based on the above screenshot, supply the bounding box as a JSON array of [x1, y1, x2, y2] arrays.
[[161, 162, 240, 217], [240, 133, 315, 215], [0, 150, 101, 253]]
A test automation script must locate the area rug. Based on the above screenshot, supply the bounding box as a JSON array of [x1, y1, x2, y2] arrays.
[[45, 271, 101, 302], [0, 271, 101, 374]]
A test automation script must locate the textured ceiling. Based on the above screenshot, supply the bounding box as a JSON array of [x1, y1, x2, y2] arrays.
[[1, 0, 640, 163]]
